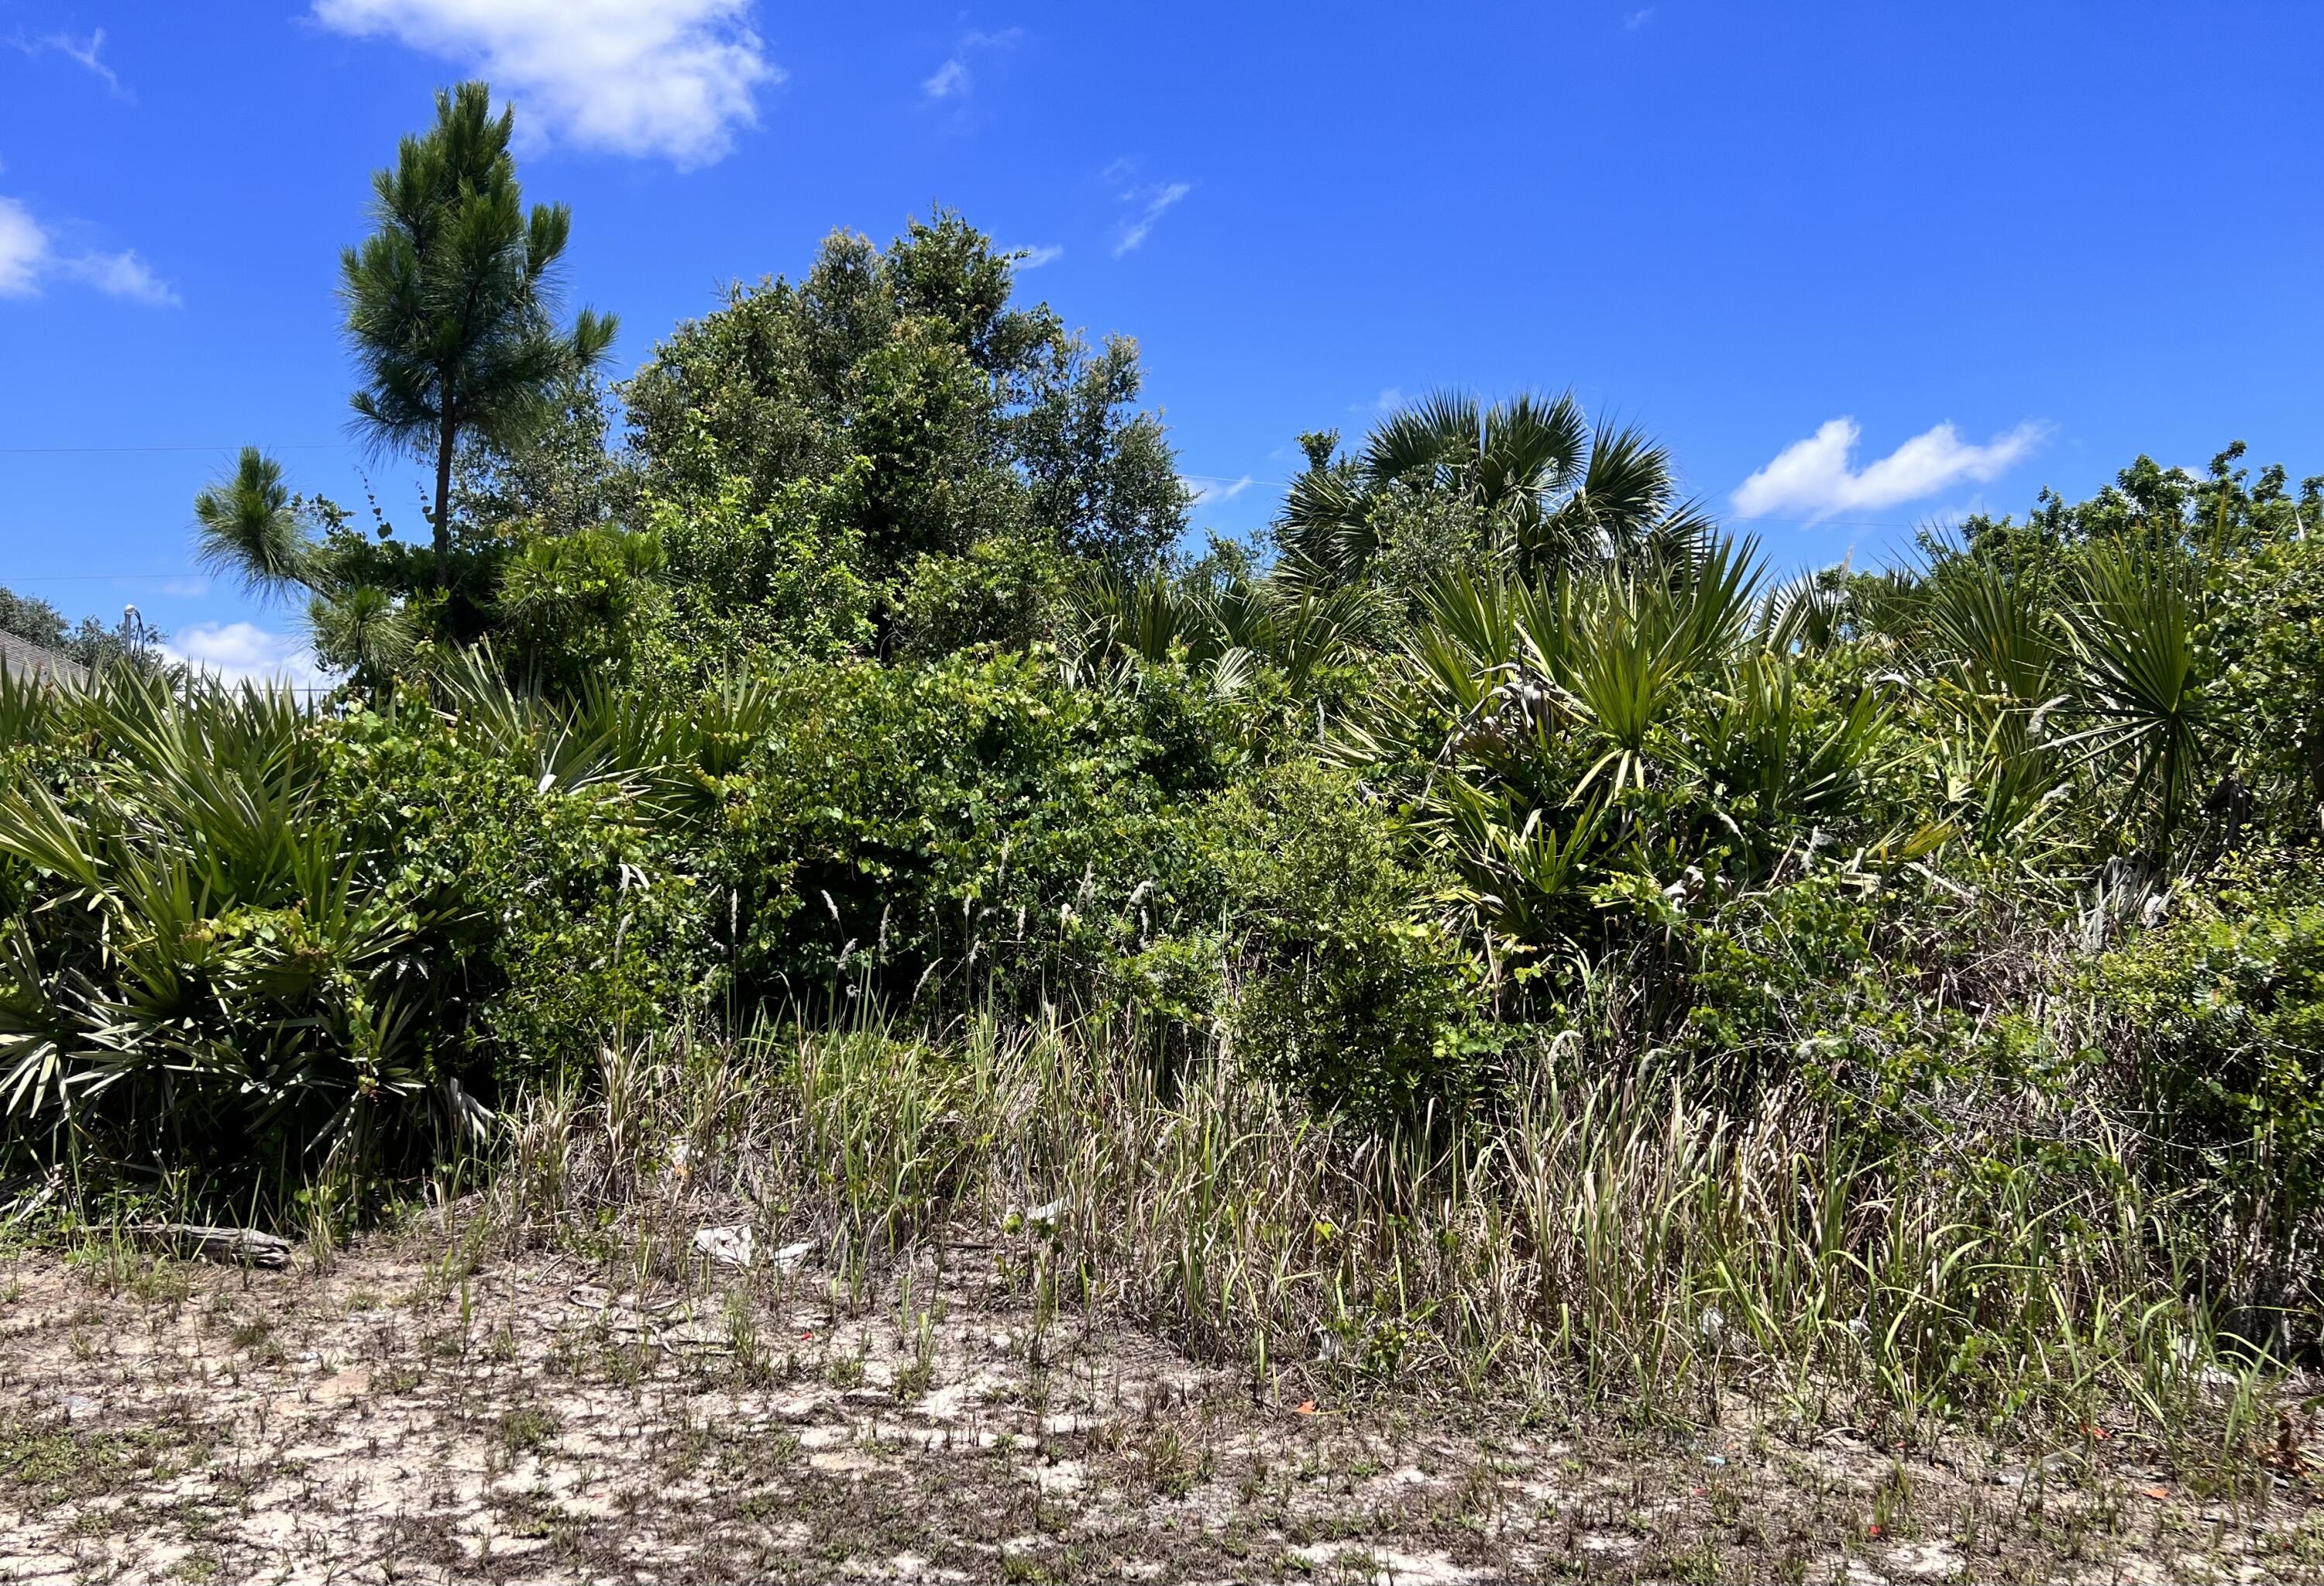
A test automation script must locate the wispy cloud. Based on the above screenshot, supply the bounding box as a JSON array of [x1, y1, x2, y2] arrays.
[[311, 0, 779, 167], [1184, 473, 1254, 508], [60, 248, 178, 305], [1012, 243, 1063, 270], [1731, 417, 2050, 521], [1112, 178, 1191, 256], [922, 57, 969, 100], [163, 621, 332, 690], [0, 195, 177, 305], [9, 27, 129, 97], [923, 29, 1021, 101], [1363, 386, 1405, 413], [1625, 8, 1655, 29]]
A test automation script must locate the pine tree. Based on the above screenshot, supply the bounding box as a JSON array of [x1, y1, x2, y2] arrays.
[[342, 81, 615, 584]]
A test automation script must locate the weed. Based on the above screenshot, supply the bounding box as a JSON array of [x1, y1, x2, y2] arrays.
[[499, 1407, 562, 1457]]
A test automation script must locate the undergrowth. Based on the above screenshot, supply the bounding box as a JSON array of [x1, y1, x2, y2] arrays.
[[440, 1007, 2302, 1495]]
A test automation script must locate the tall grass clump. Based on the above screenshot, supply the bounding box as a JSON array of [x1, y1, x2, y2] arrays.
[[468, 1004, 2283, 1484]]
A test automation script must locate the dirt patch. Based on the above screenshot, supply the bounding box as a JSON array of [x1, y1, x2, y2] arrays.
[[0, 1232, 2317, 1584]]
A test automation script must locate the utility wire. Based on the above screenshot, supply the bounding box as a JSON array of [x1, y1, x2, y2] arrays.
[[0, 443, 354, 455]]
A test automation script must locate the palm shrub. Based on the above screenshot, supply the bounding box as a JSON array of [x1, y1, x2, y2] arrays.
[[0, 668, 708, 1199], [0, 673, 447, 1186], [1279, 391, 1712, 593], [2054, 538, 2223, 855], [1067, 563, 1378, 701], [1907, 553, 2078, 857], [1342, 537, 1901, 982]]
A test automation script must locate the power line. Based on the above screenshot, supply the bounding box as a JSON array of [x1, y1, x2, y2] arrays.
[[0, 443, 354, 456]]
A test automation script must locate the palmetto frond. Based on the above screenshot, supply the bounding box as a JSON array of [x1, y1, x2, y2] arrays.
[[1287, 389, 1703, 591], [2055, 539, 2217, 840], [1363, 390, 1483, 483]]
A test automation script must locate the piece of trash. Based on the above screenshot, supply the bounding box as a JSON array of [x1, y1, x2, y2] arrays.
[[133, 1223, 292, 1269], [1991, 1451, 2073, 1488], [1292, 1400, 1316, 1416], [1697, 1306, 1724, 1340], [770, 1238, 815, 1273], [2145, 1486, 2171, 1499], [1701, 1454, 1728, 1467], [2082, 1423, 2111, 1440], [656, 1316, 734, 1353], [1025, 1198, 1071, 1232], [1866, 1523, 1882, 1537], [693, 1225, 755, 1268]]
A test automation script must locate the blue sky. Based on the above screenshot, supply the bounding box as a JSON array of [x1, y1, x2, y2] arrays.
[[2, 2, 2319, 679]]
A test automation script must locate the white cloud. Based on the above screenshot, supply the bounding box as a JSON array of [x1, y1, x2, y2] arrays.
[[0, 194, 177, 304], [311, 0, 779, 167], [922, 57, 968, 99], [1730, 417, 2050, 521], [8, 27, 128, 96], [1012, 243, 1062, 270], [60, 248, 180, 306], [1113, 180, 1190, 256], [163, 622, 332, 690], [0, 197, 42, 296], [1184, 474, 1254, 507], [1625, 8, 1654, 29]]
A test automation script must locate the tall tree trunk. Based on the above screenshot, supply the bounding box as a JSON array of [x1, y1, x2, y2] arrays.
[[433, 406, 457, 588]]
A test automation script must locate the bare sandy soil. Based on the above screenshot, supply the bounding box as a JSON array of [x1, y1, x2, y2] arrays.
[[2, 1229, 2319, 1584]]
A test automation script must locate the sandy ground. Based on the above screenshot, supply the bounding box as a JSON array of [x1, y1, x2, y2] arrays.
[[2, 1228, 2319, 1584]]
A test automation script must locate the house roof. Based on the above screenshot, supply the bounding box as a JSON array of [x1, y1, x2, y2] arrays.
[[0, 630, 91, 688]]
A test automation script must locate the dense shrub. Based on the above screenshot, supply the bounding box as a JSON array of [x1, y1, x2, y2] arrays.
[[641, 469, 875, 666], [708, 650, 1245, 1011], [317, 690, 710, 1085], [2096, 851, 2324, 1231], [889, 532, 1076, 659], [1215, 761, 1498, 1127]]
